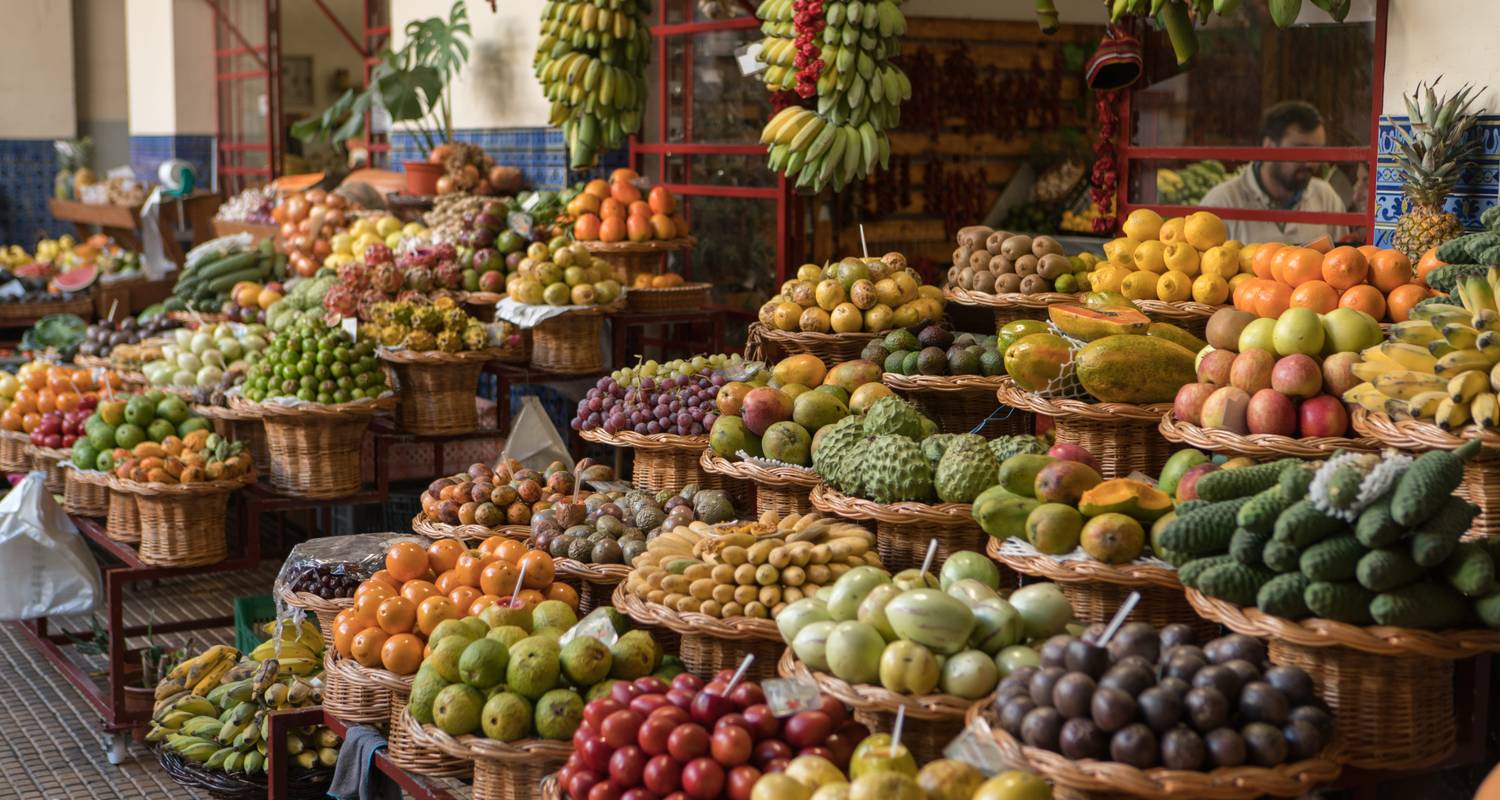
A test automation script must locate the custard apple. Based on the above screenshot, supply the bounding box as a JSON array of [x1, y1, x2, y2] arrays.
[[922, 433, 958, 464], [863, 435, 934, 503], [934, 443, 1001, 503], [812, 415, 866, 490], [864, 396, 924, 439], [989, 434, 1048, 463]]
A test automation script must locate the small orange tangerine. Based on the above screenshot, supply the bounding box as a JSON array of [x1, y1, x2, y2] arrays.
[[649, 214, 676, 240], [626, 216, 652, 243], [1369, 249, 1414, 293], [1254, 281, 1293, 319], [519, 551, 555, 589], [599, 197, 626, 220], [426, 539, 465, 575], [1290, 280, 1339, 313], [469, 594, 501, 616], [648, 186, 676, 215], [1280, 247, 1324, 287], [610, 181, 642, 205], [599, 217, 626, 243], [1340, 284, 1387, 320], [434, 570, 458, 595], [628, 200, 651, 219], [385, 541, 429, 583], [545, 582, 579, 610], [332, 618, 362, 658], [1321, 246, 1369, 290], [1386, 284, 1428, 322], [574, 213, 601, 241], [354, 580, 395, 601], [448, 586, 481, 616], [583, 178, 610, 199], [495, 539, 526, 564], [380, 633, 424, 675], [416, 595, 458, 636], [478, 535, 508, 557], [479, 560, 520, 597], [368, 570, 400, 590], [610, 168, 641, 184], [1252, 244, 1282, 279], [453, 552, 490, 587], [375, 595, 417, 635], [350, 627, 390, 668], [400, 579, 439, 605], [1415, 247, 1445, 287]]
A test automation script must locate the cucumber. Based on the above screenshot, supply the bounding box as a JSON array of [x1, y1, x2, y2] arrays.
[[194, 251, 260, 282], [206, 264, 272, 293]]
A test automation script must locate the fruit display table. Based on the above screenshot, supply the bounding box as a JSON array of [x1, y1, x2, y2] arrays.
[[266, 707, 460, 800], [49, 192, 220, 265]]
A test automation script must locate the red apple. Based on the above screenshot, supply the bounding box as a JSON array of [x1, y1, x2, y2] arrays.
[[665, 688, 695, 710], [585, 699, 625, 730], [690, 690, 734, 725], [1047, 442, 1100, 473], [667, 723, 710, 762], [752, 738, 792, 767], [1321, 352, 1362, 398], [609, 746, 647, 788], [1247, 389, 1298, 436], [1299, 394, 1349, 437], [649, 706, 690, 727], [643, 754, 682, 795], [1229, 349, 1276, 395], [1173, 382, 1217, 426], [582, 735, 615, 772], [569, 770, 604, 800], [638, 716, 677, 755], [740, 705, 780, 740], [602, 710, 645, 749], [710, 725, 753, 766], [763, 758, 790, 773], [630, 694, 670, 717], [816, 695, 847, 727], [611, 682, 641, 706], [681, 758, 725, 799], [634, 677, 670, 695], [621, 790, 658, 800], [1200, 386, 1251, 434], [588, 781, 624, 800], [728, 682, 765, 709], [782, 711, 833, 748], [714, 713, 749, 733], [1270, 354, 1323, 399], [671, 673, 704, 693], [726, 765, 761, 800], [1197, 349, 1236, 386]]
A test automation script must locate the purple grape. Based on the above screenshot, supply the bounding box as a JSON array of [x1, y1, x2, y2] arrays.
[[704, 412, 718, 428], [588, 397, 603, 412], [677, 413, 692, 429], [646, 420, 661, 434]]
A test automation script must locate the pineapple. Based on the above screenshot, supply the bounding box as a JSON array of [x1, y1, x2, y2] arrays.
[[1389, 79, 1487, 260]]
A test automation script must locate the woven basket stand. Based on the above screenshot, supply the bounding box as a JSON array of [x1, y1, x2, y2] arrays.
[[0, 429, 28, 473], [531, 309, 608, 374], [1351, 408, 1500, 538], [579, 429, 750, 508], [698, 449, 818, 517], [404, 709, 573, 797], [883, 373, 1035, 437], [809, 483, 992, 576], [108, 472, 252, 567], [28, 444, 68, 494], [942, 285, 1081, 329], [63, 467, 110, 517], [996, 379, 1174, 478], [578, 236, 697, 286], [321, 652, 390, 727], [626, 282, 712, 313], [231, 396, 389, 499], [1159, 411, 1380, 461], [744, 321, 881, 363], [195, 403, 271, 475], [1134, 299, 1217, 339]]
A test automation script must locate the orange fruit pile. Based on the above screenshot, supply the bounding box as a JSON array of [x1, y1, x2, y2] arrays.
[[1, 363, 119, 432], [571, 169, 690, 244], [331, 537, 578, 675], [1232, 243, 1431, 321]]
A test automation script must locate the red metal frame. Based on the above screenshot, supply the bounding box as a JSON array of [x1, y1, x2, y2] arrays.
[[630, 0, 792, 299], [1114, 0, 1388, 238]]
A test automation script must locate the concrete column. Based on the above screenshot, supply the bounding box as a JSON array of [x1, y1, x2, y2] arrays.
[[125, 0, 215, 184], [0, 0, 77, 241]]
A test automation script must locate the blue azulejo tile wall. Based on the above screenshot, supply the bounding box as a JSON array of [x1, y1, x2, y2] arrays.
[[388, 128, 627, 191], [0, 139, 70, 245], [128, 135, 215, 186], [1374, 114, 1500, 249]]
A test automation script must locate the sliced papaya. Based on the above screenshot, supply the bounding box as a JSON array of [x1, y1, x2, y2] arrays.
[[1049, 303, 1152, 341], [1079, 478, 1174, 521]]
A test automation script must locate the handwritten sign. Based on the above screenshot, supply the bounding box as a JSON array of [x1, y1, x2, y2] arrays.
[[560, 613, 619, 648], [943, 719, 1008, 776], [763, 679, 820, 718]]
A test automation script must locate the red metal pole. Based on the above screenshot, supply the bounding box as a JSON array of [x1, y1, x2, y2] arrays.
[[1368, 0, 1389, 241], [310, 0, 370, 57], [202, 0, 269, 70]]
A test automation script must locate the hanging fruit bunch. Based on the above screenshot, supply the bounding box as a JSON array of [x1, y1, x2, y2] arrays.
[[1040, 1, 1350, 63], [533, 0, 652, 170], [755, 0, 911, 193]]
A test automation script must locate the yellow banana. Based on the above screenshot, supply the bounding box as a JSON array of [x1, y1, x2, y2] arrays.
[[1391, 320, 1443, 345], [1478, 330, 1500, 363], [286, 733, 305, 755], [1372, 371, 1449, 400], [1449, 370, 1490, 403], [263, 683, 290, 708], [1473, 309, 1500, 333], [1412, 302, 1470, 322], [318, 747, 338, 767], [1492, 362, 1500, 393], [314, 727, 340, 749], [1442, 323, 1481, 350], [1437, 349, 1493, 378], [1407, 390, 1449, 419], [1342, 382, 1388, 411], [1473, 392, 1500, 429], [1435, 397, 1472, 431], [294, 750, 318, 770], [1378, 342, 1440, 371], [275, 657, 319, 677]]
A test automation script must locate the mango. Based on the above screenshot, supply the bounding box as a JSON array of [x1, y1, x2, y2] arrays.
[[972, 485, 1038, 539], [824, 360, 882, 394], [1080, 512, 1146, 564], [1158, 449, 1209, 496], [1033, 459, 1103, 505], [998, 454, 1053, 498], [1024, 503, 1084, 554]]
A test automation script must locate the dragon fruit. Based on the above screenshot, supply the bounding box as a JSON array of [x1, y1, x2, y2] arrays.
[[399, 245, 437, 269], [364, 242, 394, 264], [434, 260, 462, 289], [369, 261, 403, 293], [336, 262, 368, 291], [356, 289, 387, 321], [322, 284, 359, 317], [404, 266, 434, 293], [432, 243, 458, 263]]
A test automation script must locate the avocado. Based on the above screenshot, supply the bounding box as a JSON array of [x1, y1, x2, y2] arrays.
[[901, 351, 920, 375], [918, 325, 954, 349], [883, 329, 919, 352], [979, 350, 1006, 376], [916, 346, 947, 376], [884, 350, 909, 375], [947, 347, 980, 375]]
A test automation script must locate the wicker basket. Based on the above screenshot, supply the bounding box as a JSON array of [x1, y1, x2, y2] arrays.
[[699, 449, 818, 516], [321, 652, 391, 727], [985, 538, 1219, 643], [27, 444, 69, 495], [626, 282, 712, 313], [387, 687, 472, 778], [275, 584, 352, 644], [966, 703, 1341, 799], [105, 485, 141, 543], [63, 466, 110, 517], [1133, 299, 1218, 339], [540, 774, 561, 800], [379, 347, 500, 435], [996, 378, 1174, 479], [1159, 411, 1380, 460], [195, 403, 271, 475], [230, 395, 393, 498], [882, 373, 1034, 437], [1186, 588, 1500, 770], [530, 306, 610, 373], [549, 557, 629, 615], [1351, 408, 1500, 537], [0, 293, 95, 324], [107, 471, 254, 567], [744, 321, 881, 363], [412, 514, 531, 542], [613, 584, 783, 679], [579, 428, 748, 504], [943, 285, 1082, 328], [0, 429, 29, 473], [779, 648, 972, 764], [405, 708, 571, 798], [809, 483, 991, 576], [156, 745, 333, 800], [578, 236, 698, 286]]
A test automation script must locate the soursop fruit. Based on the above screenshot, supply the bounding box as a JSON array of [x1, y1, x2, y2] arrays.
[[989, 434, 1048, 463], [835, 436, 876, 497], [864, 396, 925, 440], [863, 435, 934, 502], [812, 415, 865, 489], [934, 442, 1001, 503], [922, 433, 958, 465]]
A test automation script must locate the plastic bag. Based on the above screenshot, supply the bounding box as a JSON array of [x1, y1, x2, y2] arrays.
[[0, 473, 102, 620], [273, 533, 424, 604], [501, 395, 574, 472]]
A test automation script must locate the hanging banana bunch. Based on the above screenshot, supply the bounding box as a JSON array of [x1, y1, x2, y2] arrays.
[[1075, 0, 1347, 53], [754, 0, 911, 193], [534, 0, 652, 170]]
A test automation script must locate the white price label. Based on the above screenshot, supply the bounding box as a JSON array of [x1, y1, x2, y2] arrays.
[[762, 679, 820, 718], [943, 720, 1008, 776], [509, 212, 534, 237], [1125, 471, 1158, 487], [560, 613, 619, 648], [735, 42, 767, 76], [340, 316, 359, 339]]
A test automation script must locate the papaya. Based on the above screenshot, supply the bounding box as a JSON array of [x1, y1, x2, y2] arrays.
[[1048, 304, 1151, 341], [1074, 335, 1198, 404], [161, 435, 183, 456], [1003, 333, 1072, 392], [1147, 322, 1209, 354], [1078, 479, 1173, 521]]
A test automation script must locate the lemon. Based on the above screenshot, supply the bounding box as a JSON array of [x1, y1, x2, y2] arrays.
[[1157, 270, 1193, 302], [1183, 211, 1228, 250], [1162, 242, 1201, 276], [1121, 208, 1164, 242], [1089, 265, 1130, 293], [1132, 240, 1168, 274], [1158, 217, 1187, 244], [1121, 270, 1160, 301], [1192, 273, 1230, 305], [1229, 272, 1254, 292], [1103, 237, 1141, 266], [1238, 243, 1262, 274], [1199, 246, 1238, 280]]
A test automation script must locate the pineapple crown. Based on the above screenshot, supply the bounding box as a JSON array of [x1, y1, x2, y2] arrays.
[[1388, 77, 1488, 204]]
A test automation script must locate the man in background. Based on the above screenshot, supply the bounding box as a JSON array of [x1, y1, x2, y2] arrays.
[[1199, 100, 1347, 243]]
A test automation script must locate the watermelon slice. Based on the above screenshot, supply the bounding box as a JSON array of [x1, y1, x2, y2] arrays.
[[53, 263, 98, 292]]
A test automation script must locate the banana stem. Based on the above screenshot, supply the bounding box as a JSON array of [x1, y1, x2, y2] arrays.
[[1033, 0, 1059, 33], [1160, 0, 1198, 66]]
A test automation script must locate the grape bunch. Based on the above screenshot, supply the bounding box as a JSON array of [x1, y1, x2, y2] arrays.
[[609, 352, 745, 387], [287, 563, 364, 600], [573, 372, 725, 436], [240, 317, 388, 403]]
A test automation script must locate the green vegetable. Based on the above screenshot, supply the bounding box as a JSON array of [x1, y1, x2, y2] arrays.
[[1304, 581, 1374, 625], [1194, 459, 1298, 502], [1257, 573, 1311, 619], [1370, 583, 1469, 629], [1299, 534, 1366, 582], [1391, 439, 1483, 526], [1356, 548, 1424, 593]]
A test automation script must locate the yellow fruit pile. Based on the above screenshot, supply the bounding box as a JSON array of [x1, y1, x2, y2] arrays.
[[1088, 210, 1254, 306]]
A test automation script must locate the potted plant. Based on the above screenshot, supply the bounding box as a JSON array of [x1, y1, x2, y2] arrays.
[[292, 1, 472, 195]]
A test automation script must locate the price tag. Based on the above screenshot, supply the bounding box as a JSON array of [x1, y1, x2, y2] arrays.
[[509, 212, 534, 238], [520, 193, 544, 212], [1125, 471, 1158, 487], [561, 612, 619, 648], [340, 316, 359, 339], [735, 41, 767, 76], [943, 720, 1008, 776], [762, 679, 820, 718]]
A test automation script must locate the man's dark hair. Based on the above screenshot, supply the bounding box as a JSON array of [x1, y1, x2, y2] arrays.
[[1261, 101, 1323, 142]]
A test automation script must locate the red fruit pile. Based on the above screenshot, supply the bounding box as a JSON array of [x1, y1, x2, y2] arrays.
[[791, 0, 826, 99], [31, 404, 95, 449], [560, 671, 869, 800]]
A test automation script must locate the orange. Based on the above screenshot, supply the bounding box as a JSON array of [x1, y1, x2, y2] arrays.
[[427, 539, 464, 575], [599, 197, 626, 220], [1290, 280, 1339, 313], [350, 627, 390, 668], [610, 168, 641, 184], [648, 186, 676, 216], [1356, 244, 1380, 261], [1321, 246, 1369, 290], [332, 617, 362, 658], [518, 551, 555, 589], [1280, 247, 1324, 287], [368, 570, 400, 590], [545, 582, 579, 610], [1369, 249, 1414, 293], [495, 539, 526, 564], [1253, 281, 1293, 319], [513, 588, 545, 608], [573, 213, 601, 241], [1415, 246, 1445, 287], [1302, 234, 1333, 254], [416, 595, 458, 636], [628, 200, 651, 219], [1252, 244, 1282, 279], [583, 178, 610, 199], [671, 214, 689, 237], [453, 552, 493, 587], [54, 392, 79, 413], [479, 560, 520, 597], [375, 595, 416, 634], [599, 217, 626, 243], [433, 570, 458, 595], [36, 389, 56, 414], [448, 585, 481, 616], [385, 541, 429, 583], [649, 214, 676, 240], [1, 409, 21, 431], [22, 369, 45, 391], [355, 579, 396, 602], [610, 181, 642, 206], [11, 389, 35, 414], [469, 594, 501, 616], [1339, 284, 1387, 320], [380, 633, 424, 675], [1387, 283, 1428, 322], [47, 371, 77, 394], [626, 216, 652, 243], [566, 192, 600, 217], [352, 591, 386, 628]]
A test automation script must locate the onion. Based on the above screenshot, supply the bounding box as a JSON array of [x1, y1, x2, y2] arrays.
[[306, 188, 327, 205], [285, 196, 308, 221]]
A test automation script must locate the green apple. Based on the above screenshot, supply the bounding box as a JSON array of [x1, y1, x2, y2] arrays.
[[1321, 307, 1383, 354], [1272, 308, 1325, 356], [1237, 317, 1278, 355]]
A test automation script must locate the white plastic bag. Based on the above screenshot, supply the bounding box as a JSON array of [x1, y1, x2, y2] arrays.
[[0, 473, 102, 621], [500, 396, 574, 472]]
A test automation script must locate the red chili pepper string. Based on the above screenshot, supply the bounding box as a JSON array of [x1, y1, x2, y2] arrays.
[[791, 0, 826, 98], [1091, 89, 1121, 235]]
